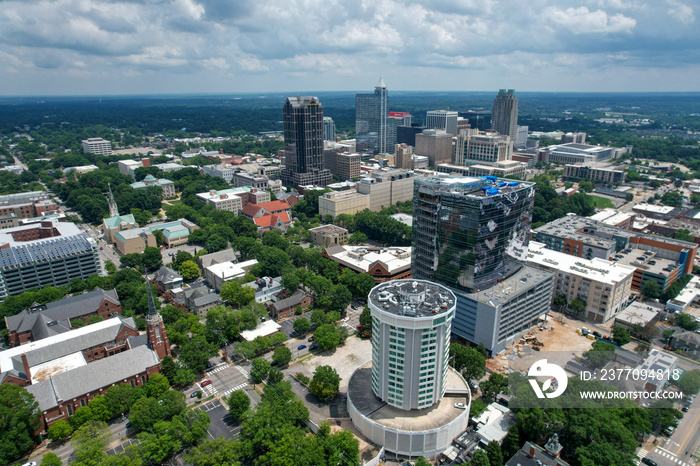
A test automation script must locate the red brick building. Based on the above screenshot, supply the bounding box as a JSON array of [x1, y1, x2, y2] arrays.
[[5, 288, 122, 347]]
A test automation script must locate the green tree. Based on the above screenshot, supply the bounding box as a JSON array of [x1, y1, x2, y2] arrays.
[[41, 452, 63, 466], [570, 297, 586, 315], [309, 366, 341, 402], [220, 281, 256, 307], [674, 313, 699, 331], [69, 406, 96, 430], [584, 340, 616, 367], [267, 367, 284, 385], [450, 343, 486, 383], [578, 180, 595, 192], [293, 317, 311, 335], [414, 458, 431, 466], [612, 326, 631, 346], [469, 449, 491, 466], [184, 438, 241, 466], [641, 279, 660, 299], [88, 395, 112, 422], [142, 247, 163, 271], [272, 346, 292, 366], [281, 271, 301, 294], [250, 357, 271, 384], [104, 383, 138, 417], [625, 193, 634, 202], [314, 324, 341, 351], [161, 355, 179, 385], [152, 229, 165, 246], [180, 335, 214, 373], [310, 309, 328, 327], [120, 253, 142, 269], [143, 373, 170, 398], [678, 370, 700, 396], [553, 295, 567, 307], [47, 419, 73, 441], [179, 260, 200, 280], [348, 231, 368, 245], [359, 307, 372, 328], [329, 284, 352, 313], [228, 390, 251, 421], [71, 421, 111, 466], [485, 441, 503, 466], [675, 229, 695, 242], [480, 373, 508, 402]]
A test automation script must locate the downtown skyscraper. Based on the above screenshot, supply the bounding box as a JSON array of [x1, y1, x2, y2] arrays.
[[355, 77, 388, 154], [491, 89, 518, 142], [411, 175, 554, 354], [281, 96, 331, 188]]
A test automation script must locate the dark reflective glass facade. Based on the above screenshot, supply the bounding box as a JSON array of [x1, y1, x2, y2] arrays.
[[412, 176, 535, 293]]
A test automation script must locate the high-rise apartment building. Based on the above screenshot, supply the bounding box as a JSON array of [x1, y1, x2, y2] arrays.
[[426, 110, 459, 136], [395, 143, 413, 170], [369, 280, 456, 410], [282, 96, 331, 188], [355, 78, 389, 154], [347, 279, 469, 459], [491, 89, 518, 141], [414, 129, 453, 167], [323, 116, 336, 142], [412, 176, 554, 353], [81, 138, 112, 155], [454, 129, 512, 166]]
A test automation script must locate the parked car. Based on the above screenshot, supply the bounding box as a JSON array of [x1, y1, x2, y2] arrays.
[[125, 421, 132, 429], [309, 343, 318, 350], [641, 458, 658, 466], [682, 405, 689, 412], [201, 380, 212, 387], [664, 426, 675, 436], [298, 344, 307, 351], [190, 391, 200, 398], [454, 403, 467, 409]]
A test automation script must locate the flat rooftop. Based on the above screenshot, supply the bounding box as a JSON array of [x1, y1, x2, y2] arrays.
[[417, 175, 534, 199], [612, 249, 679, 276], [369, 280, 455, 318], [528, 241, 635, 285], [470, 265, 553, 305], [348, 362, 468, 431]]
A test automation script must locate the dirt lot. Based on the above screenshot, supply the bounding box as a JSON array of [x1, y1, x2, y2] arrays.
[[488, 313, 596, 375], [300, 336, 371, 392]]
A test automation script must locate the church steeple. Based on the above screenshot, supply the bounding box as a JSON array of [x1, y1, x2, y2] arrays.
[[107, 183, 119, 217], [145, 273, 171, 359]]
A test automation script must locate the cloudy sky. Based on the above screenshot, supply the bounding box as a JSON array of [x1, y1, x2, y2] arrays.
[[1, 0, 698, 96]]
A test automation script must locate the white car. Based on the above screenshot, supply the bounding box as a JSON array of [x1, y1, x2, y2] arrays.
[[22, 462, 37, 466], [454, 402, 467, 409]]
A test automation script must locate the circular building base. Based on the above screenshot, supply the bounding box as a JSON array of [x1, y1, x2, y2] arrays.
[[347, 361, 470, 459]]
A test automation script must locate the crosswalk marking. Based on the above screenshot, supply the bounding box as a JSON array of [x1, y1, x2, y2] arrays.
[[207, 364, 230, 374], [634, 448, 648, 465], [235, 365, 249, 378], [221, 383, 248, 397], [653, 447, 689, 466]]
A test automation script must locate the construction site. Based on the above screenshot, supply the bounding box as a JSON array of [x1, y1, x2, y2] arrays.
[[487, 311, 601, 375]]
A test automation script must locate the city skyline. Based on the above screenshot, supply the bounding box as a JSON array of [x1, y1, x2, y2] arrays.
[[0, 0, 698, 96]]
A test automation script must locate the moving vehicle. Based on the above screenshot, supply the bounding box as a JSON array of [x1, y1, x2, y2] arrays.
[[201, 380, 212, 387], [298, 344, 307, 350]]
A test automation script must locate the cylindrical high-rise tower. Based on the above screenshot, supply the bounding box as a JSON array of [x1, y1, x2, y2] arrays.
[[369, 279, 456, 411]]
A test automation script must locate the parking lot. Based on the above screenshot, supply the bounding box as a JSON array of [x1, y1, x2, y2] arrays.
[[195, 399, 242, 439], [162, 244, 200, 265], [106, 437, 141, 456]]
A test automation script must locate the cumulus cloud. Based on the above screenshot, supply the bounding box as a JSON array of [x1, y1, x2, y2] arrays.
[[0, 0, 697, 94], [545, 6, 636, 34], [667, 0, 695, 24]]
